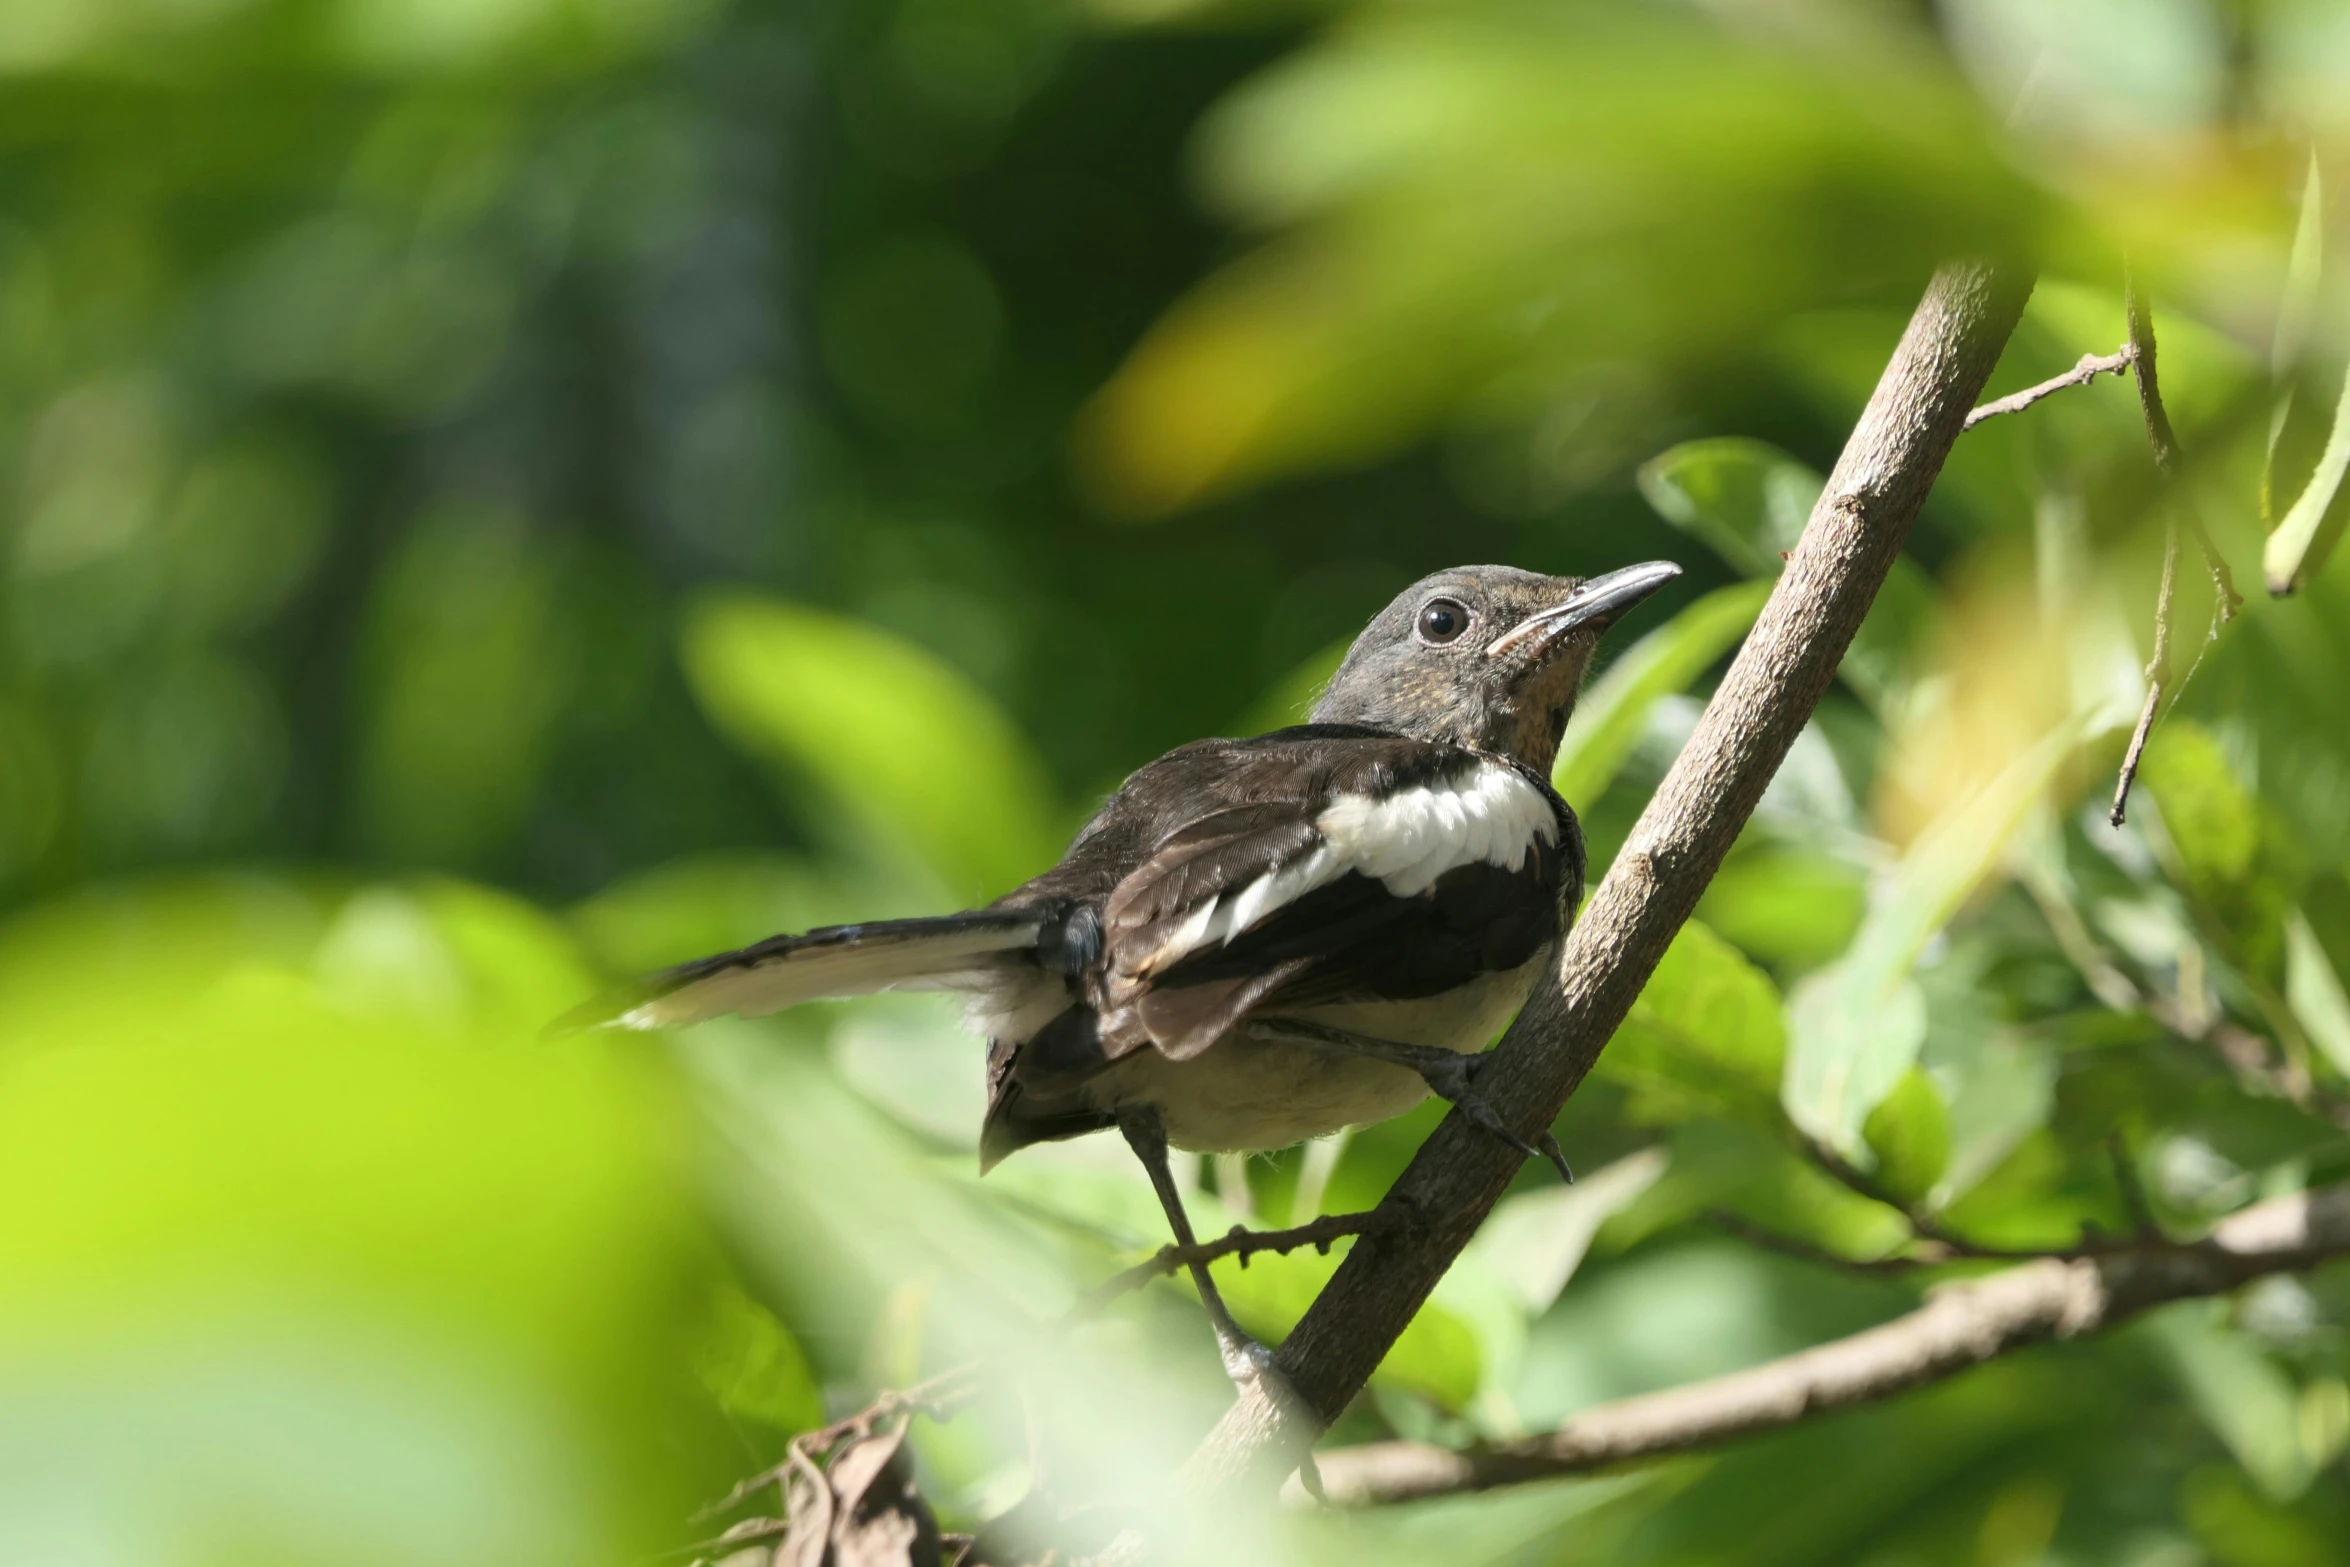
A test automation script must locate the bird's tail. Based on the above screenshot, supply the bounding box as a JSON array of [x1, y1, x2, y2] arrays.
[[557, 910, 1047, 1033]]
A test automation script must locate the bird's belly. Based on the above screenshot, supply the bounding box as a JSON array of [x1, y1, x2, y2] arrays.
[[1085, 954, 1546, 1153]]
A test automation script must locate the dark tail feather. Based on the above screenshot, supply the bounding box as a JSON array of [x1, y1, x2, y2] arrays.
[[556, 910, 1045, 1034]]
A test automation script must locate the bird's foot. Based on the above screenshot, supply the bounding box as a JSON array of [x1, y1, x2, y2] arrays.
[[1212, 1319, 1280, 1388], [1416, 1052, 1575, 1185], [1207, 1315, 1324, 1497], [1263, 1020, 1574, 1183]]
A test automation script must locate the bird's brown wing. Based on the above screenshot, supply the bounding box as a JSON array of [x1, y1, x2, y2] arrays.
[[1074, 732, 1573, 1061]]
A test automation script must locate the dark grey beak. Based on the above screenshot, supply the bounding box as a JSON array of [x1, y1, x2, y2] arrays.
[[1487, 560, 1682, 659]]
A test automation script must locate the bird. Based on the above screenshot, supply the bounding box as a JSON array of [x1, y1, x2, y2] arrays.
[[572, 560, 1678, 1387]]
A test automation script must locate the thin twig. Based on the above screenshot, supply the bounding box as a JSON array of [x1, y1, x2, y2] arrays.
[[2111, 282, 2190, 828], [1070, 1211, 1396, 1314], [1961, 345, 2134, 430], [2110, 517, 2180, 827], [1702, 1211, 1929, 1277], [1304, 1181, 2350, 1505]]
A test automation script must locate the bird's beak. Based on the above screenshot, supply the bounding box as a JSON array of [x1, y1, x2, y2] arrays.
[[1487, 560, 1682, 660]]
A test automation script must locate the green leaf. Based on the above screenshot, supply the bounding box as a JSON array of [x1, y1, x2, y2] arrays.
[[1784, 720, 2082, 1159], [1467, 1148, 1669, 1315], [2148, 1302, 2316, 1502], [1600, 919, 1788, 1127], [1553, 580, 1770, 806], [1632, 439, 1935, 709], [1839, 556, 1940, 711], [1859, 1067, 1950, 1208], [985, 1147, 1485, 1407], [2286, 909, 2350, 1081], [694, 1282, 826, 1432], [1636, 438, 1822, 578], [2264, 362, 2350, 596], [1931, 1033, 2056, 1209], [2264, 151, 2325, 526], [1697, 846, 1868, 972], [2145, 721, 2296, 983], [681, 591, 1063, 899], [1605, 1117, 1910, 1261]]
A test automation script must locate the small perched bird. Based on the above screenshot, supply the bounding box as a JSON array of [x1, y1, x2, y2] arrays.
[[578, 560, 1676, 1384]]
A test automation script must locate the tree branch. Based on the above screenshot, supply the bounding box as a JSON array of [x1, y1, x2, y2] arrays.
[[1961, 345, 2133, 430], [1306, 1181, 2350, 1506], [1183, 263, 2034, 1495]]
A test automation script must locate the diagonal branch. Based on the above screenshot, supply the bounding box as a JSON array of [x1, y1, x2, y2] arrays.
[[1184, 263, 2034, 1495], [1306, 1181, 2350, 1506]]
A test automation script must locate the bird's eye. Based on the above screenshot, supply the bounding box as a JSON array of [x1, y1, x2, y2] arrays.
[[1416, 597, 1471, 646]]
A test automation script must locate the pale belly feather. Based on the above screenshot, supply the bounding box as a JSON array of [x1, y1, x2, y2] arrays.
[[1082, 952, 1548, 1152]]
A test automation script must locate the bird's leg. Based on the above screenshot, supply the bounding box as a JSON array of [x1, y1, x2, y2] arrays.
[[1262, 1020, 1574, 1184], [1116, 1106, 1282, 1387]]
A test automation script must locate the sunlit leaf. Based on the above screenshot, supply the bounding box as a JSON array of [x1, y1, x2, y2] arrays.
[[1078, 16, 2029, 513], [694, 1283, 825, 1433], [1633, 437, 1936, 707], [1696, 846, 1868, 973], [1637, 439, 1820, 578], [1468, 1148, 1669, 1316], [1599, 920, 1787, 1127], [2264, 364, 2350, 595], [2286, 910, 2350, 1081], [1859, 1067, 1950, 1208], [681, 591, 1063, 900], [1785, 720, 2083, 1159], [1553, 580, 1768, 807], [2263, 151, 2326, 527], [1931, 1033, 2056, 1210], [0, 944, 703, 1567]]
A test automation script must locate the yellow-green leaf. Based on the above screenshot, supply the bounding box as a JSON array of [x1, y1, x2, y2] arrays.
[[1554, 580, 1770, 807], [682, 592, 1062, 899]]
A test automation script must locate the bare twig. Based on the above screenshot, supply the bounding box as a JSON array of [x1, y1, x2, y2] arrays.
[[1961, 345, 2134, 430], [2110, 514, 2180, 828], [1306, 1181, 2350, 1506], [1184, 264, 2034, 1495], [2111, 283, 2239, 827], [1701, 1211, 1928, 1278], [1068, 1211, 1396, 1314]]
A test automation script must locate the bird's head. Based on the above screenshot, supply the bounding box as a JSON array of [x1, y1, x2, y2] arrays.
[[1310, 561, 1681, 775]]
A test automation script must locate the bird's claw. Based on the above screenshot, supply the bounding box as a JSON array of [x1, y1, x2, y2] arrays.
[[1413, 1055, 1573, 1183]]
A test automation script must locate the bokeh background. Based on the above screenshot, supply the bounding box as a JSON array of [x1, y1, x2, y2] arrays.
[[6, 0, 2350, 1563]]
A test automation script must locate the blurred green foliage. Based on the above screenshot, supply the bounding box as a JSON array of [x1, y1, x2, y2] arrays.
[[5, 0, 2350, 1564]]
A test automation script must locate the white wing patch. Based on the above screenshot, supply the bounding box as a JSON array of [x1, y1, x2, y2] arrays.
[[1142, 760, 1554, 973]]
